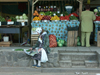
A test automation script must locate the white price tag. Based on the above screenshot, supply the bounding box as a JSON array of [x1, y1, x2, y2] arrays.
[[96, 74, 100, 75], [7, 21, 14, 25], [53, 13, 56, 16], [61, 14, 63, 16], [0, 22, 1, 26], [21, 22, 25, 26]]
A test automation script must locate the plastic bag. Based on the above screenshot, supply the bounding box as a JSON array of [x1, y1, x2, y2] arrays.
[[41, 48, 48, 62]]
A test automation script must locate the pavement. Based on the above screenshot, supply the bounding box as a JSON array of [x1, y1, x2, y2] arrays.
[[0, 67, 100, 75]]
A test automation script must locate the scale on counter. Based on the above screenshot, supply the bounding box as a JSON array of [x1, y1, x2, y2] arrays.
[[97, 6, 100, 12], [65, 6, 73, 14]]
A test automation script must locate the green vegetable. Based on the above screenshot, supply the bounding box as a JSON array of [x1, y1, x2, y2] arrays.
[[58, 43, 63, 47], [97, 12, 100, 16], [70, 15, 78, 20], [14, 49, 24, 51], [10, 17, 16, 21], [77, 42, 81, 46], [40, 12, 45, 15], [62, 11, 69, 16], [0, 16, 6, 22], [16, 16, 20, 20], [94, 9, 98, 13], [60, 40, 64, 44]]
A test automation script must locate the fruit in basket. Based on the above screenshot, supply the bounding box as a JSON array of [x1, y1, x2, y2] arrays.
[[42, 16, 51, 20], [50, 15, 60, 20], [33, 10, 39, 16], [39, 15, 44, 20], [94, 9, 98, 13], [59, 15, 69, 20], [33, 17, 41, 21]]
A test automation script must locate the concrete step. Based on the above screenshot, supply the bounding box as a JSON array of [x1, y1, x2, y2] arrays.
[[85, 60, 98, 68], [72, 60, 85, 66], [59, 60, 72, 68], [72, 66, 86, 68], [59, 52, 97, 61], [59, 53, 96, 56]]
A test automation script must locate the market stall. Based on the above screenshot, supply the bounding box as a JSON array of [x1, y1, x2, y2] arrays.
[[0, 0, 29, 46], [31, 0, 81, 47]]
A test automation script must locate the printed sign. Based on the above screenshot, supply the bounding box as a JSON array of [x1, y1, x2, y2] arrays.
[[21, 22, 25, 26], [7, 21, 14, 25], [0, 22, 1, 26]]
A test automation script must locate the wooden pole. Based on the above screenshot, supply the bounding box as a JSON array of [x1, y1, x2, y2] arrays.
[[77, 0, 83, 39], [77, 0, 83, 20], [32, 0, 34, 22], [0, 5, 2, 16]]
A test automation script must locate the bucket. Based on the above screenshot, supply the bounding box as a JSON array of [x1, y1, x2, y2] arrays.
[[3, 36, 9, 42]]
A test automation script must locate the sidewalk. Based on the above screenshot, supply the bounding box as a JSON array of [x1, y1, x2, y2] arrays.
[[0, 67, 100, 75]]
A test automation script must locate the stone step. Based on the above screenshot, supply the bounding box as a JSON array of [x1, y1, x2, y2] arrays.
[[59, 52, 97, 61], [59, 53, 96, 56], [85, 60, 98, 68], [72, 66, 86, 68], [59, 55, 97, 61], [59, 60, 72, 68], [72, 60, 85, 66]]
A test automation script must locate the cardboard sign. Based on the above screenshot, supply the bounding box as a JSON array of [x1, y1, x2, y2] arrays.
[[21, 22, 25, 26], [7, 21, 14, 25], [0, 22, 1, 26]]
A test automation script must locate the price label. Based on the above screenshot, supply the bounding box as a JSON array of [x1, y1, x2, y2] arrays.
[[53, 13, 56, 16], [61, 14, 63, 16], [7, 21, 14, 25], [96, 74, 100, 75], [21, 22, 25, 26], [0, 22, 1, 26]]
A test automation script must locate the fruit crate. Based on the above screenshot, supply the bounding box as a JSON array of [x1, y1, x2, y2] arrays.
[[31, 34, 39, 46], [0, 41, 11, 47]]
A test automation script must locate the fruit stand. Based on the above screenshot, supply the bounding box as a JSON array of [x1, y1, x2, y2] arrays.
[[31, 0, 81, 47], [94, 7, 100, 47], [0, 0, 29, 45]]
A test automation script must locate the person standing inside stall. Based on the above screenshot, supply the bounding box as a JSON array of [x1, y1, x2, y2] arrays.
[[81, 4, 97, 47]]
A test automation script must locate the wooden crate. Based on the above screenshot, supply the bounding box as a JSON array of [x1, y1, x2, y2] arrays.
[[67, 31, 78, 47], [0, 41, 11, 47], [97, 31, 100, 47], [31, 34, 39, 46]]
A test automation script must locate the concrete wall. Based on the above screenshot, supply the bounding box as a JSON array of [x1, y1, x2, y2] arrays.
[[0, 51, 59, 67]]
